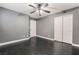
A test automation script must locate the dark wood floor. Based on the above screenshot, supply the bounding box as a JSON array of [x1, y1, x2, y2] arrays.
[[0, 37, 79, 55]]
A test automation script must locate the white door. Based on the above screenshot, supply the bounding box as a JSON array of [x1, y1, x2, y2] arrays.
[[63, 14, 73, 44], [54, 16, 63, 42], [30, 19, 36, 37]]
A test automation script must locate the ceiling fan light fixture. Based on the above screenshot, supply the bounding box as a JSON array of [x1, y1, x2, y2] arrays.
[[36, 9, 39, 12]]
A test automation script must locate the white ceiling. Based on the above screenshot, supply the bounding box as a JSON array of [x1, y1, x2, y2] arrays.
[[0, 3, 79, 19]]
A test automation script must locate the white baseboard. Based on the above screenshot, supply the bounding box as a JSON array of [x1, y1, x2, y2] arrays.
[[36, 35, 54, 41], [2, 36, 77, 47], [72, 43, 79, 47], [0, 37, 30, 46], [30, 35, 36, 37]]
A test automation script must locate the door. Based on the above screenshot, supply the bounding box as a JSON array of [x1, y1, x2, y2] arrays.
[[30, 19, 36, 37], [63, 14, 73, 44], [54, 16, 63, 42]]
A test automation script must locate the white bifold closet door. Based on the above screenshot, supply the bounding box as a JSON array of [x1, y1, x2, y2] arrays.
[[54, 16, 63, 42], [54, 14, 73, 44]]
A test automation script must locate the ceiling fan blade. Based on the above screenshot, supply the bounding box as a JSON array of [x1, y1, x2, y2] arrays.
[[41, 3, 48, 8], [30, 10, 36, 14], [44, 3, 48, 8], [29, 4, 35, 8], [43, 10, 50, 13]]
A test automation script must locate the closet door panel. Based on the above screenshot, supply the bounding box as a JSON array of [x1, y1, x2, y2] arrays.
[[63, 14, 73, 44], [54, 16, 63, 42]]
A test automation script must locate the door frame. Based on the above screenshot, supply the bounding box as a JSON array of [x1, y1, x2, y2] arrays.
[[30, 18, 36, 37]]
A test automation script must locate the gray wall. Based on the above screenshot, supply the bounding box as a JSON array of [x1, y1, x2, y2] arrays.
[[0, 7, 30, 43], [36, 7, 79, 45], [36, 15, 54, 39], [73, 8, 79, 44]]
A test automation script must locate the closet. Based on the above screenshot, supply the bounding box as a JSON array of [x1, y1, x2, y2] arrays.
[[54, 14, 73, 44]]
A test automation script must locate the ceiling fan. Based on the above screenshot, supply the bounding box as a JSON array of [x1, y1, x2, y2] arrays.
[[28, 3, 51, 16]]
